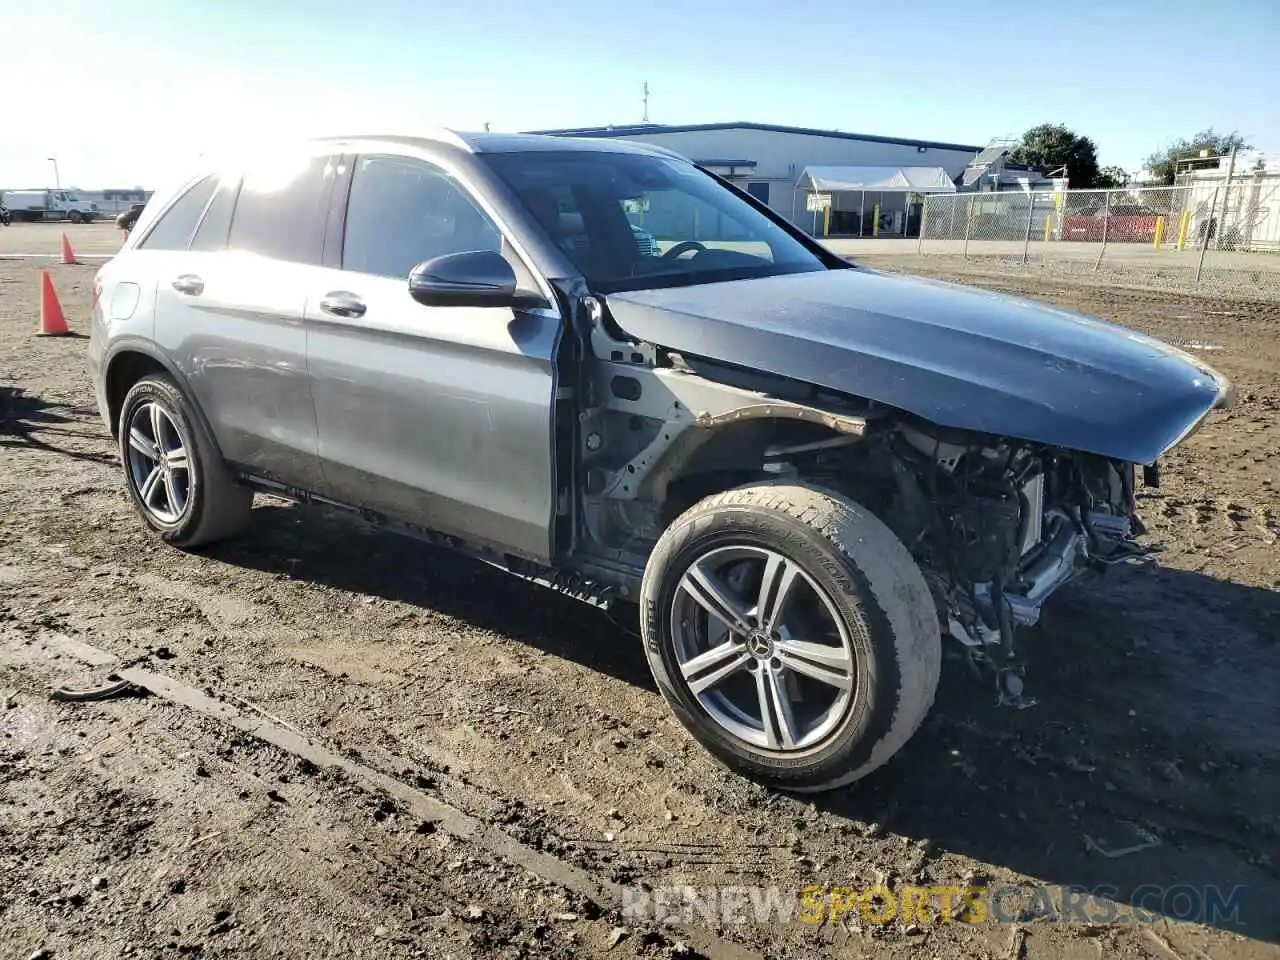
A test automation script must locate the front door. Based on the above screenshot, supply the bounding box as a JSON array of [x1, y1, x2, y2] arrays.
[[305, 153, 561, 562]]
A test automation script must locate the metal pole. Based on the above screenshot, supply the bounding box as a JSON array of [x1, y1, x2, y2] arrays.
[[918, 196, 928, 254], [1195, 186, 1220, 284], [1094, 190, 1110, 270], [1218, 145, 1237, 249], [48, 158, 60, 188], [859, 190, 865, 237], [1022, 191, 1035, 263], [963, 194, 973, 259]]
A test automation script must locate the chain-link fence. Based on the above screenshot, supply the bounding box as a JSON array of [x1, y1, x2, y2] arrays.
[[916, 177, 1280, 299]]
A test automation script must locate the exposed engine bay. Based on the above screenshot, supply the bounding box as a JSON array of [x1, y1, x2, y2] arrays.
[[560, 289, 1195, 709], [734, 417, 1155, 707], [570, 339, 1160, 708]]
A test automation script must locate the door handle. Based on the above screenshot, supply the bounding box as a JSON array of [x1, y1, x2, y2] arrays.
[[319, 291, 367, 319], [172, 274, 204, 296]]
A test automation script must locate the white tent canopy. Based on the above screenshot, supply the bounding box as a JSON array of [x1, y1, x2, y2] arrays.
[[800, 165, 956, 193]]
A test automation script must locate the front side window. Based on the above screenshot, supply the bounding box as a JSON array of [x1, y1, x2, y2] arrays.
[[137, 175, 217, 251], [342, 155, 502, 279], [483, 151, 825, 292]]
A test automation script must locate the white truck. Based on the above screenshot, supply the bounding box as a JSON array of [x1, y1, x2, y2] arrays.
[[1, 189, 98, 223]]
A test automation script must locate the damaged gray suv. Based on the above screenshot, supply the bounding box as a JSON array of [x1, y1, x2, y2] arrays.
[[89, 131, 1231, 791]]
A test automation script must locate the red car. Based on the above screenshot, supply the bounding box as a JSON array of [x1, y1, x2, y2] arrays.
[[1062, 205, 1167, 243]]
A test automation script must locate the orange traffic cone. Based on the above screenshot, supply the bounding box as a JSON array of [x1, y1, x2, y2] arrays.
[[60, 232, 78, 265], [38, 269, 70, 336]]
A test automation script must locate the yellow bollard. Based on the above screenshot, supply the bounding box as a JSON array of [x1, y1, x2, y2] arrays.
[[1153, 215, 1166, 249], [1043, 215, 1052, 242], [872, 204, 880, 237], [1176, 210, 1191, 251], [823, 204, 831, 237]]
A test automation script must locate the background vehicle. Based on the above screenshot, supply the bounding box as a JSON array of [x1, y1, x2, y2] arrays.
[[1062, 202, 1169, 242], [116, 202, 147, 232], [88, 132, 1230, 792], [2, 188, 98, 223], [629, 222, 658, 256]]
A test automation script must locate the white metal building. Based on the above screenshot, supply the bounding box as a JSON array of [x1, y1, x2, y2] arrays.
[[529, 121, 982, 237], [1181, 158, 1280, 252]]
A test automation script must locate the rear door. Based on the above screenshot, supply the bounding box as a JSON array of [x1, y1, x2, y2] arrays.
[[305, 151, 562, 561], [150, 151, 339, 490]]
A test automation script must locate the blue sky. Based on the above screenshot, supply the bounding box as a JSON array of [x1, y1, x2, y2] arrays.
[[1, 0, 1275, 187]]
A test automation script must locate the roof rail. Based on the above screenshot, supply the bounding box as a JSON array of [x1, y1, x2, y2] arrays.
[[309, 128, 474, 151]]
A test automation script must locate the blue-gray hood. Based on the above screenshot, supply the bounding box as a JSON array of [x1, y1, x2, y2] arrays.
[[604, 268, 1231, 465]]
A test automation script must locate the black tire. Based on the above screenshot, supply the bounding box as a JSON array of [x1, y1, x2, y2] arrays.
[[640, 481, 940, 792], [68, 211, 83, 224], [118, 374, 252, 548]]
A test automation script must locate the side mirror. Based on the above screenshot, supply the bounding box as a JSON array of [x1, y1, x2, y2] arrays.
[[408, 250, 518, 308]]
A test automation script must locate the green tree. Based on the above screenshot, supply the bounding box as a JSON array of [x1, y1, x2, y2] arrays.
[[1010, 123, 1101, 187], [1143, 128, 1252, 185], [1095, 166, 1129, 189]]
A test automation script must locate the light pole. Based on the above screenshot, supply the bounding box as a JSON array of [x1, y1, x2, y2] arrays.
[[47, 157, 60, 188]]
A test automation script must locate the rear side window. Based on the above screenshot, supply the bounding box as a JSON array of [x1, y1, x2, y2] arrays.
[[342, 155, 502, 279], [190, 176, 241, 252], [227, 153, 335, 264], [137, 176, 217, 251]]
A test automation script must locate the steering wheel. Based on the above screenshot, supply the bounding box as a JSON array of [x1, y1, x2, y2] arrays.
[[661, 240, 707, 261]]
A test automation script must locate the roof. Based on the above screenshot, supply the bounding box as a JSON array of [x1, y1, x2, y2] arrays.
[[801, 165, 957, 193], [526, 121, 982, 154], [966, 144, 1010, 169], [962, 145, 1009, 186]]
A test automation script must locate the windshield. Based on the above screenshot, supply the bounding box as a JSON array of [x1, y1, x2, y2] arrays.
[[482, 150, 827, 292]]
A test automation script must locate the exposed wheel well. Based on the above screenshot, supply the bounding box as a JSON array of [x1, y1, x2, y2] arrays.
[[105, 351, 167, 437], [661, 418, 850, 521]]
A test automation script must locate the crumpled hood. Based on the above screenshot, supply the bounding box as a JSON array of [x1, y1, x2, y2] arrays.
[[604, 268, 1230, 465]]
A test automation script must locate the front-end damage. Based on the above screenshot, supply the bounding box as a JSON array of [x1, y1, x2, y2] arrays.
[[882, 422, 1153, 706], [567, 294, 1183, 707]]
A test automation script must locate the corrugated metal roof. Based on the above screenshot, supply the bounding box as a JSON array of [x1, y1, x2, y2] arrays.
[[527, 121, 982, 154]]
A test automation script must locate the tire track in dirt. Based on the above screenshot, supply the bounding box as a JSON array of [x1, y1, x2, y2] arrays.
[[3, 630, 752, 959]]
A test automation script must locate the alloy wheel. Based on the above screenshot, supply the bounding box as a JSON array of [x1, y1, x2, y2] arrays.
[[669, 545, 858, 752], [126, 401, 191, 524]]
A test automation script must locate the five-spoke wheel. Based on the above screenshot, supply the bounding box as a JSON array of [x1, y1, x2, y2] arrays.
[[125, 400, 191, 524], [641, 482, 941, 792], [672, 545, 856, 752]]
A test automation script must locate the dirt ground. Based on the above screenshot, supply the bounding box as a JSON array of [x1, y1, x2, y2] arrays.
[[2, 256, 1277, 960], [0, 221, 124, 259]]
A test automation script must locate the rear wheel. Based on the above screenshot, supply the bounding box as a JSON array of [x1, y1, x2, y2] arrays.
[[118, 374, 252, 548], [640, 481, 940, 792]]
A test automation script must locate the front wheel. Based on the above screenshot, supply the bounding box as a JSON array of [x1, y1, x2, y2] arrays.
[[640, 481, 940, 792]]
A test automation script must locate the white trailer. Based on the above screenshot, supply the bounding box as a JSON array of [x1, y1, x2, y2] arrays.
[[1, 189, 98, 223]]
